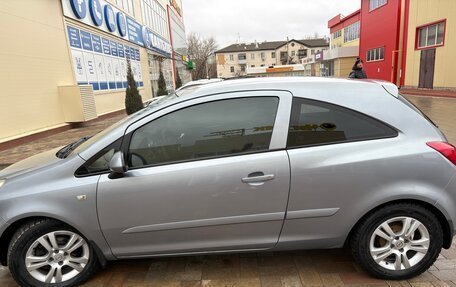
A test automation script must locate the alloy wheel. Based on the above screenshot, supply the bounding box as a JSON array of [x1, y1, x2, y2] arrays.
[[369, 216, 430, 271], [24, 230, 90, 284]]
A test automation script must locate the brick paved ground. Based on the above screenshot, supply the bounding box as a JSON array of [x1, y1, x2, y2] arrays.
[[0, 95, 455, 286], [0, 114, 125, 169]]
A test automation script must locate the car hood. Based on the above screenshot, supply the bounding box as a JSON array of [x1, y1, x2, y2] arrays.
[[0, 147, 64, 179]]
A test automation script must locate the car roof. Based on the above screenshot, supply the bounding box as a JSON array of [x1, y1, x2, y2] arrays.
[[176, 77, 399, 101]]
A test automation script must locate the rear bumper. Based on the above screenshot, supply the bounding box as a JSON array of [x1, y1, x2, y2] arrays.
[[441, 173, 456, 247]]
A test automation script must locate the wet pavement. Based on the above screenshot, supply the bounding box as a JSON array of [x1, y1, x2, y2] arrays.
[[0, 95, 455, 286], [407, 96, 456, 144], [0, 114, 126, 168]]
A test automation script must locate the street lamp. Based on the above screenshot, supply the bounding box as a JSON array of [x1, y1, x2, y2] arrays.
[[206, 54, 215, 79]]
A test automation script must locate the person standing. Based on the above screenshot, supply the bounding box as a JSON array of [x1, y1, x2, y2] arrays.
[[349, 58, 367, 79]]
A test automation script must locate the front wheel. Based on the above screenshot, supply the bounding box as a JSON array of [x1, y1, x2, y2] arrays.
[[351, 203, 443, 280], [8, 219, 99, 287]]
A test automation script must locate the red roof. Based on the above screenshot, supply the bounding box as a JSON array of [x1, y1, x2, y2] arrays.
[[328, 9, 361, 33]]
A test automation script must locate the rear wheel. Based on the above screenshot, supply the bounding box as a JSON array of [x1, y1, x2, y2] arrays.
[[351, 203, 442, 280], [7, 219, 99, 287]]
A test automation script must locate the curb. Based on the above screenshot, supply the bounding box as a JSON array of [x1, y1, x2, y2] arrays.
[[401, 91, 456, 99]]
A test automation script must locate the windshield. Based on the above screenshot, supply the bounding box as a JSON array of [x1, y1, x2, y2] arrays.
[[72, 95, 179, 156], [72, 109, 149, 156]]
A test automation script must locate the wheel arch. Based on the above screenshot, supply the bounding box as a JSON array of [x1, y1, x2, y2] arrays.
[[344, 199, 453, 249], [0, 216, 107, 267]]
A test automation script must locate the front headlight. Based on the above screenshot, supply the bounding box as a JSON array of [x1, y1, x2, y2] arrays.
[[0, 180, 5, 188]]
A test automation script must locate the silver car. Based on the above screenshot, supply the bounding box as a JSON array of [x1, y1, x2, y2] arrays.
[[0, 77, 455, 286]]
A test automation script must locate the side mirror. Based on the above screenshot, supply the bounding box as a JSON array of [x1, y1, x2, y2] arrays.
[[108, 151, 128, 179]]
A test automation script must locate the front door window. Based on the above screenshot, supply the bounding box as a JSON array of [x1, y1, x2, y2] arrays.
[[128, 97, 279, 167]]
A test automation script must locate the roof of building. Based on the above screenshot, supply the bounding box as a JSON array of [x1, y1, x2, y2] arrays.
[[216, 38, 329, 54], [328, 9, 361, 30]]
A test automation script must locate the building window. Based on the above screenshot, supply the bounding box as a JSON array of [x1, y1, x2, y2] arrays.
[[298, 49, 307, 59], [115, 0, 135, 16], [238, 54, 247, 61], [230, 66, 234, 73], [240, 64, 246, 72], [311, 49, 315, 55], [280, 52, 288, 60], [344, 21, 360, 43], [291, 51, 295, 57], [251, 53, 255, 60], [366, 47, 385, 62], [251, 65, 255, 67], [229, 54, 234, 61], [261, 52, 265, 59], [271, 52, 276, 58], [260, 64, 265, 67], [169, 9, 186, 56], [369, 0, 387, 11], [321, 60, 334, 77], [141, 0, 168, 39], [333, 30, 342, 39], [417, 20, 446, 49]]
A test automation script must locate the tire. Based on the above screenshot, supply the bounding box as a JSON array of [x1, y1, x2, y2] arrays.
[[351, 203, 443, 280], [7, 219, 99, 287]]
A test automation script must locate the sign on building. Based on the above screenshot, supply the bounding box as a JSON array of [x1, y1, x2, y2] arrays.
[[62, 0, 171, 57], [67, 25, 143, 90]]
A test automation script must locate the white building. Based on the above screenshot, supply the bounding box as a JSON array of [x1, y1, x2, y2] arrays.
[[215, 39, 329, 78]]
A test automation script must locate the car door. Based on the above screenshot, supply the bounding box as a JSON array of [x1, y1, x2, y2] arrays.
[[97, 91, 292, 257], [278, 96, 399, 249]]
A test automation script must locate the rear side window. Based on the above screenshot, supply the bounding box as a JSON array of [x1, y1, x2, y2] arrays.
[[287, 98, 397, 148]]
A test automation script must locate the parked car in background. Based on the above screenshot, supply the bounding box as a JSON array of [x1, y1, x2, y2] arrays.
[[176, 78, 224, 92], [0, 77, 455, 286], [144, 95, 166, 107]]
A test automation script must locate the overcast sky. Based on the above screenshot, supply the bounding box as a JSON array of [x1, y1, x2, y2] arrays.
[[182, 0, 360, 49]]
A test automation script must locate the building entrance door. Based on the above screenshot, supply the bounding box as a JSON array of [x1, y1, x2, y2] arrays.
[[419, 49, 436, 89]]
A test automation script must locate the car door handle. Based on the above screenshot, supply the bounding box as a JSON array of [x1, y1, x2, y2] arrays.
[[241, 172, 275, 183]]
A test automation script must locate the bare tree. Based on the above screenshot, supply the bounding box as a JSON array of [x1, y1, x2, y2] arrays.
[[304, 32, 321, 39], [187, 33, 218, 80]]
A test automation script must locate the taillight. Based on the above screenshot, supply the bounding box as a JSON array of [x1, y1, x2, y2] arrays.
[[427, 142, 456, 165]]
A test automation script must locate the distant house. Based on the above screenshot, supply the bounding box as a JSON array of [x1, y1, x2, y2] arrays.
[[215, 39, 329, 78]]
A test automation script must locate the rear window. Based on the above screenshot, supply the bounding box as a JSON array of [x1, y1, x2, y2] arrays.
[[398, 95, 438, 127]]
